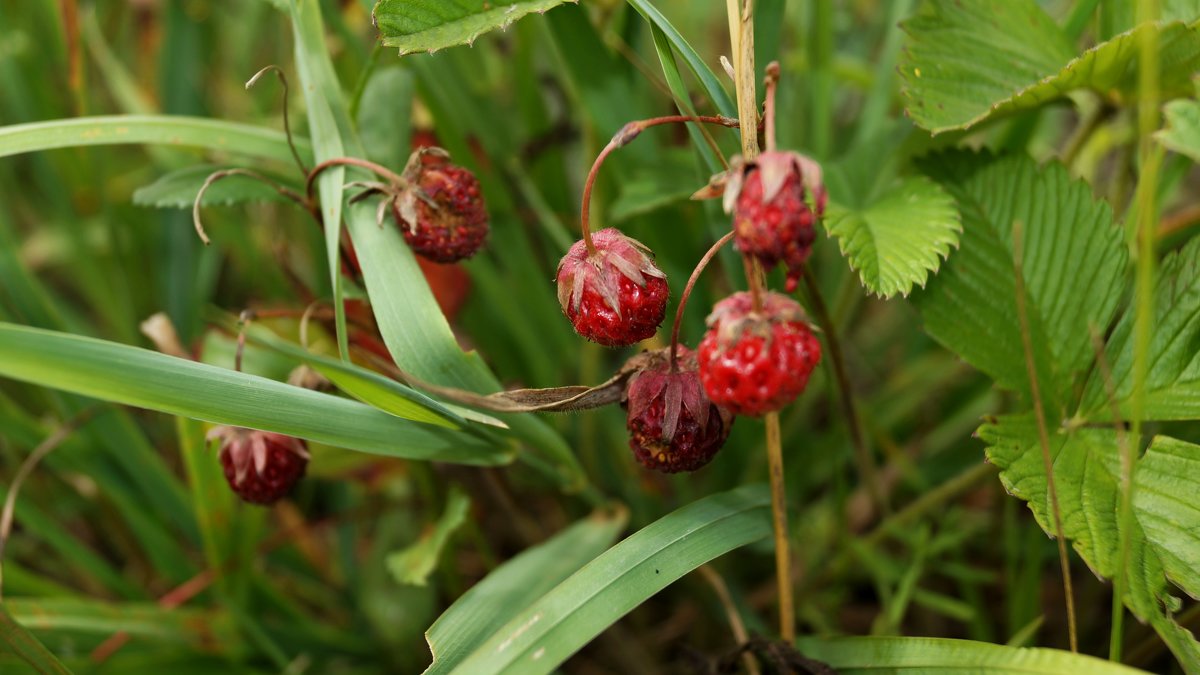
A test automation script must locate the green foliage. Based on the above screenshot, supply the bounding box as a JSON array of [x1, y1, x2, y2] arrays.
[[424, 508, 627, 674], [0, 322, 509, 464], [132, 165, 296, 209], [387, 489, 471, 586], [374, 0, 578, 54], [1080, 238, 1200, 421], [1159, 99, 1200, 162], [797, 636, 1151, 673], [824, 176, 960, 298], [980, 418, 1200, 669], [901, 0, 1200, 133], [441, 486, 770, 674], [914, 152, 1127, 404]]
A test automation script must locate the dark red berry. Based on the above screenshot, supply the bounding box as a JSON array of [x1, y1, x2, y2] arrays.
[[394, 162, 489, 263], [556, 228, 669, 347], [697, 291, 821, 416], [727, 151, 826, 292], [208, 427, 309, 505], [623, 347, 733, 473]]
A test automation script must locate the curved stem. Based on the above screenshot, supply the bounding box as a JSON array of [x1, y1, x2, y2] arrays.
[[192, 168, 314, 245], [0, 407, 99, 600], [580, 115, 740, 255], [670, 232, 736, 371], [305, 156, 406, 202], [803, 269, 888, 518], [245, 65, 308, 176], [764, 61, 781, 153]]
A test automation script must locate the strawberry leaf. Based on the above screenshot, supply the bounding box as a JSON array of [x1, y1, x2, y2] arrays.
[[912, 152, 1127, 406], [374, 0, 578, 55], [824, 176, 960, 298], [901, 0, 1200, 134], [1158, 99, 1200, 163], [980, 418, 1200, 670]]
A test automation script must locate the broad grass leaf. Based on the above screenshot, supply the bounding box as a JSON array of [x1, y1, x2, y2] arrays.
[[443, 485, 770, 674], [423, 507, 627, 674], [796, 636, 1151, 674]]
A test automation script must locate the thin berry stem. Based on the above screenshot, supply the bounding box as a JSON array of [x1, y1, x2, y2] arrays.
[[764, 410, 794, 642], [193, 169, 314, 245], [235, 310, 255, 374], [670, 231, 736, 372], [580, 115, 740, 255], [802, 269, 889, 518], [305, 156, 406, 202], [764, 61, 781, 153], [245, 65, 308, 176]]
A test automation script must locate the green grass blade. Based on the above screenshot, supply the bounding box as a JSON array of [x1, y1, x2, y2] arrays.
[[0, 604, 70, 675], [449, 485, 771, 674], [625, 0, 737, 117], [424, 507, 628, 674], [0, 115, 311, 164], [5, 598, 240, 652], [0, 322, 512, 465], [796, 636, 1149, 674]]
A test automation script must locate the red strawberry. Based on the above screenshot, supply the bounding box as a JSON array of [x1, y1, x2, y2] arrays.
[[208, 426, 309, 505], [697, 291, 821, 416], [623, 347, 734, 473], [393, 161, 489, 263], [724, 151, 826, 292], [556, 228, 668, 347]]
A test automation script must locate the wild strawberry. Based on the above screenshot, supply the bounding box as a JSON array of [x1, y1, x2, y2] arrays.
[[697, 291, 821, 416], [207, 426, 309, 505], [393, 159, 489, 263], [556, 228, 669, 347], [722, 152, 826, 292], [622, 347, 734, 473]]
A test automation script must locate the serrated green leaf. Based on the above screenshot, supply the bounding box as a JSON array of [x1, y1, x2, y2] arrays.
[[913, 152, 1126, 406], [374, 0, 577, 54], [1158, 99, 1200, 162], [423, 507, 627, 674], [387, 489, 470, 587], [1081, 237, 1200, 421], [980, 418, 1200, 671], [447, 485, 770, 674], [132, 164, 297, 209], [824, 176, 960, 298], [0, 322, 512, 466], [901, 0, 1200, 134], [796, 636, 1150, 674]]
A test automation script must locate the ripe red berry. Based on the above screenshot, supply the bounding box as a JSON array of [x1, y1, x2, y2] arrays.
[[623, 347, 734, 473], [208, 426, 309, 505], [393, 160, 489, 263], [697, 291, 821, 416], [556, 228, 669, 347], [727, 151, 827, 292]]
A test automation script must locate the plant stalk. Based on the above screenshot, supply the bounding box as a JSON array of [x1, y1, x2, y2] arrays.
[[1012, 220, 1078, 652], [670, 231, 735, 371]]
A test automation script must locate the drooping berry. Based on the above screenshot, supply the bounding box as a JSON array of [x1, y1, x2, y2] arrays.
[[556, 228, 669, 347], [393, 160, 489, 263], [207, 426, 310, 505], [724, 152, 826, 292], [697, 291, 821, 416], [622, 347, 734, 473]]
